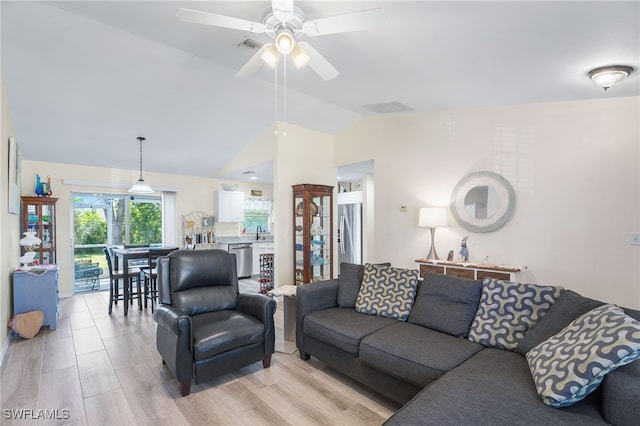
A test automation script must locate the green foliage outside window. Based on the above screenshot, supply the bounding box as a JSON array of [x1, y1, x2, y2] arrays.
[[74, 209, 107, 245], [128, 201, 162, 244]]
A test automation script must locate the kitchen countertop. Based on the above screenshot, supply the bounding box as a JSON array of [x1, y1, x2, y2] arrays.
[[215, 235, 274, 244]]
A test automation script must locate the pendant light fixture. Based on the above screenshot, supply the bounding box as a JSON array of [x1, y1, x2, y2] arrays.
[[128, 136, 154, 194]]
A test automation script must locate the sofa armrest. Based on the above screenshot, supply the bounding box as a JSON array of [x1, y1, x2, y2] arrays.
[[602, 359, 640, 426], [296, 279, 340, 352]]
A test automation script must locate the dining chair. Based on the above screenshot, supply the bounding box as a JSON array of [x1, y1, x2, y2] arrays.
[[143, 247, 178, 312], [103, 247, 142, 315], [124, 243, 151, 269]]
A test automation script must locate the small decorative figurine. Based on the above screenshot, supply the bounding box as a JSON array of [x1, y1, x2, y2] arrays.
[[447, 250, 454, 261], [459, 236, 469, 261]]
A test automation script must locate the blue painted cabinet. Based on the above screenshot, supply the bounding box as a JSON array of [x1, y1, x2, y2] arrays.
[[13, 265, 59, 330]]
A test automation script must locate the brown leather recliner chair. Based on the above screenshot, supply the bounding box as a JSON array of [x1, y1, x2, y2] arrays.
[[154, 249, 276, 396]]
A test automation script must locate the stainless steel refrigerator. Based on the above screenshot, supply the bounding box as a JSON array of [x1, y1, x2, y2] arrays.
[[337, 192, 363, 274]]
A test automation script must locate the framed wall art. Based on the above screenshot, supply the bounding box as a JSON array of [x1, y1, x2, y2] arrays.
[[8, 137, 20, 214]]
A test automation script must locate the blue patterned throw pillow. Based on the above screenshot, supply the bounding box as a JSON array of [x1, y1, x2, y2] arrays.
[[468, 279, 563, 350], [355, 264, 418, 321], [526, 304, 640, 408]]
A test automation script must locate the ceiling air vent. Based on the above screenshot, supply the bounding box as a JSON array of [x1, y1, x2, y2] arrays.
[[362, 101, 414, 114], [236, 38, 263, 50]]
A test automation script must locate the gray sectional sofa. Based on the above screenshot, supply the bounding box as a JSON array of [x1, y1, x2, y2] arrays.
[[296, 263, 640, 425]]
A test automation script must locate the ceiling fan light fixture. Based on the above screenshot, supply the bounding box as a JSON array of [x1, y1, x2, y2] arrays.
[[588, 65, 633, 90], [291, 43, 311, 68], [128, 136, 154, 194], [260, 44, 280, 68], [275, 29, 294, 54]]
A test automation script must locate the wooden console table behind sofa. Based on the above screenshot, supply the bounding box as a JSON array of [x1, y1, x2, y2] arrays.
[[415, 259, 526, 282]]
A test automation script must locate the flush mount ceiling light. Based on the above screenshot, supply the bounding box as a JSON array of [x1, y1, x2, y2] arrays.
[[128, 136, 154, 194], [588, 65, 634, 91]]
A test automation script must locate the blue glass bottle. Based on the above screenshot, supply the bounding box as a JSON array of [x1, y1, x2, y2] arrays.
[[35, 174, 43, 197]]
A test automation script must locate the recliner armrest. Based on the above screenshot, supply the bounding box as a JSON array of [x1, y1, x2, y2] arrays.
[[238, 293, 277, 324], [154, 304, 192, 348]]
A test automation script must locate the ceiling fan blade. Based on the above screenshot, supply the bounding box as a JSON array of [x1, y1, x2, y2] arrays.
[[302, 8, 383, 36], [298, 42, 339, 81], [236, 44, 272, 78], [177, 8, 266, 33]]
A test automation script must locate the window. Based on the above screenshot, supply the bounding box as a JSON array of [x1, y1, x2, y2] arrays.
[[243, 196, 272, 233]]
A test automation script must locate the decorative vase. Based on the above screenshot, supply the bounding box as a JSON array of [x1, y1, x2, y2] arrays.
[[35, 174, 43, 197]]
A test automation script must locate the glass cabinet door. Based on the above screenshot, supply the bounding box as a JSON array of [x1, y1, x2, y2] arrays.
[[293, 184, 333, 285], [22, 196, 57, 265]]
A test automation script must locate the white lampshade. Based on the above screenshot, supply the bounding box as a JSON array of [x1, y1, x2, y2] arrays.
[[291, 43, 311, 68], [19, 231, 41, 248], [128, 178, 154, 194], [275, 30, 294, 54], [418, 207, 448, 228]]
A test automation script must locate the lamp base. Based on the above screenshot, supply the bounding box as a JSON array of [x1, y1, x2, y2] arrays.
[[426, 227, 440, 260]]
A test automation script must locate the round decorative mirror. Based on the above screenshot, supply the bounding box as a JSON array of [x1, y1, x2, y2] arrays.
[[450, 171, 516, 233]]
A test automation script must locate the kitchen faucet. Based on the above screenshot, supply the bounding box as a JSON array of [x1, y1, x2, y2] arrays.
[[256, 225, 262, 240]]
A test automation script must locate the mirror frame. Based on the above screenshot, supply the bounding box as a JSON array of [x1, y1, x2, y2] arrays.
[[450, 171, 516, 233]]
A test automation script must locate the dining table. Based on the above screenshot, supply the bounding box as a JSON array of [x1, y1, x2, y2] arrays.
[[112, 246, 179, 315]]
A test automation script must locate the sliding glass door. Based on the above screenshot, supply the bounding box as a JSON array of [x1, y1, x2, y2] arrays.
[[72, 193, 162, 293]]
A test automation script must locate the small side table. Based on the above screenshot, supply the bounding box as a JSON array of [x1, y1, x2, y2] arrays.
[[268, 284, 297, 354]]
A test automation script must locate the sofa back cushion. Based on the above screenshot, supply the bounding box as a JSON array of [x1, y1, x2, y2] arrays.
[[468, 278, 563, 350], [516, 290, 603, 355], [337, 263, 366, 308], [408, 273, 482, 337], [355, 264, 418, 321]]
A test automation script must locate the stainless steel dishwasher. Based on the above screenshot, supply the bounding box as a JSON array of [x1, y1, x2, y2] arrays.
[[228, 243, 253, 279]]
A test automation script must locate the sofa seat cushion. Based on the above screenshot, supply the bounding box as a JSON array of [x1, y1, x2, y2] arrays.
[[304, 307, 397, 355], [191, 310, 264, 361], [359, 322, 484, 387], [384, 348, 606, 426]]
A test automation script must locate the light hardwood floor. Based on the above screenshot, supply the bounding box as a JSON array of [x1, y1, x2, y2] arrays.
[[1, 290, 397, 425]]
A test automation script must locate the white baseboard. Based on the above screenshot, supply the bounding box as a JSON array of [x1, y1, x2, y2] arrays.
[[0, 331, 14, 367]]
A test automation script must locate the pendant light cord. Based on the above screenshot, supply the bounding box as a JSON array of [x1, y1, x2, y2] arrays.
[[137, 136, 146, 180]]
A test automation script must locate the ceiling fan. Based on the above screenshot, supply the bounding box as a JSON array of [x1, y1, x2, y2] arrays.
[[176, 0, 383, 81]]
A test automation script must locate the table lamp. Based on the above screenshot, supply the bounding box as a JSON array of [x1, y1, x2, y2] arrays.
[[418, 207, 448, 260], [19, 230, 42, 269]]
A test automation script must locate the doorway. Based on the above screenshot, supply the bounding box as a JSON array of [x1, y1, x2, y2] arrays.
[[72, 193, 163, 293]]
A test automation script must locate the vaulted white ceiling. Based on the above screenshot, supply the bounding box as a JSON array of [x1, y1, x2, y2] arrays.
[[3, 1, 639, 182]]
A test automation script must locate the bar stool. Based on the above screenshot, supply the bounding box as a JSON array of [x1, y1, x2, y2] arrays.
[[103, 248, 142, 315]]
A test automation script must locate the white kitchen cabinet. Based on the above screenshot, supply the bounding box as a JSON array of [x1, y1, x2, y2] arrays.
[[214, 190, 245, 222]]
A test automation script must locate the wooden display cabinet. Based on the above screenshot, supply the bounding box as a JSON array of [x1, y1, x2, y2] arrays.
[[293, 184, 334, 285], [21, 196, 58, 265]]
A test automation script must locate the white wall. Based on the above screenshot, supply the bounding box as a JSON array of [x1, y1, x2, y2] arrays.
[[336, 97, 640, 309], [272, 122, 336, 286], [1, 72, 21, 353]]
